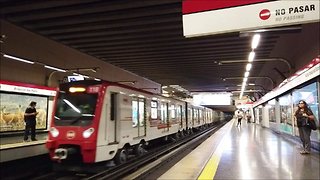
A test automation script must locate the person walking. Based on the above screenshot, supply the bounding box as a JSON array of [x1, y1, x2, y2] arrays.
[[236, 110, 243, 127], [23, 101, 38, 142], [294, 100, 315, 154]]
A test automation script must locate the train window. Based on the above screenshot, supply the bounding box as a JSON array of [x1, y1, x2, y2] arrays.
[[193, 109, 198, 120], [177, 105, 182, 121], [267, 99, 276, 123], [54, 91, 97, 126], [161, 103, 168, 124], [279, 94, 293, 134], [170, 105, 176, 119], [132, 100, 138, 127], [110, 93, 117, 121], [139, 99, 145, 127], [132, 98, 145, 127], [188, 108, 192, 123], [151, 101, 158, 119]]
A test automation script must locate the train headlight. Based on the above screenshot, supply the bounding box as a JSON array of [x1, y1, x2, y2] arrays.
[[50, 127, 59, 137], [83, 128, 94, 138]]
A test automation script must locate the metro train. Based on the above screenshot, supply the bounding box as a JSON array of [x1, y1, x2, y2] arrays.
[[46, 80, 223, 164]]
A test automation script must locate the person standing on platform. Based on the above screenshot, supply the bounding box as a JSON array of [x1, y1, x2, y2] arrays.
[[23, 101, 38, 142], [246, 111, 251, 123], [236, 110, 243, 127], [294, 100, 315, 154]]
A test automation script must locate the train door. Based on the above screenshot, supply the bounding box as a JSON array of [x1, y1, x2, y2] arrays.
[[161, 102, 169, 132], [109, 92, 118, 143], [138, 98, 146, 137], [132, 98, 146, 138], [188, 106, 192, 127], [178, 105, 182, 129]]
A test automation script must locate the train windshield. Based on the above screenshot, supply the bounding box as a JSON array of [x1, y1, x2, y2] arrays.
[[54, 91, 98, 126]]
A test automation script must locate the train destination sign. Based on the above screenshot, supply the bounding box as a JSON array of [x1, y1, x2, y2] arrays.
[[183, 0, 320, 37]]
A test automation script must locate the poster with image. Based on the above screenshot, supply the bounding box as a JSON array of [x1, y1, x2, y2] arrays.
[[0, 92, 48, 132]]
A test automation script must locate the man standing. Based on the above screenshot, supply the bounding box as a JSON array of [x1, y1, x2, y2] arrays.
[[23, 101, 38, 142], [236, 110, 243, 127]]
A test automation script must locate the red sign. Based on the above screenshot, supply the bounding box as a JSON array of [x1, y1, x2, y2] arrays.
[[259, 9, 271, 20], [183, 0, 269, 14]]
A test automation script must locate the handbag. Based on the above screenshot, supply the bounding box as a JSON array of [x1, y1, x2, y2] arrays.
[[306, 119, 317, 130]]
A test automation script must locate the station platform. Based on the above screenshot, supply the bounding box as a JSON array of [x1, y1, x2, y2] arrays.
[[0, 132, 48, 162], [159, 119, 320, 179]]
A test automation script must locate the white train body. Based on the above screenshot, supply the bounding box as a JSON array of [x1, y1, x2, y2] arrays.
[[46, 80, 220, 163]]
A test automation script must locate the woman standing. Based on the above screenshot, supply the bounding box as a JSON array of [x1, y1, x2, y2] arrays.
[[294, 100, 315, 154]]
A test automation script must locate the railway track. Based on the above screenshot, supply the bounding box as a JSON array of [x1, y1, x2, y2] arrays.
[[87, 121, 226, 180], [4, 121, 226, 180]]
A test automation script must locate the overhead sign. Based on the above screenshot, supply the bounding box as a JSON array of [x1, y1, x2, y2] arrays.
[[67, 75, 84, 82], [193, 93, 232, 106], [183, 0, 320, 37], [0, 81, 56, 96]]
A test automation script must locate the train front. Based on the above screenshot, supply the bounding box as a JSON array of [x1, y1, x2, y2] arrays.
[[46, 81, 104, 163]]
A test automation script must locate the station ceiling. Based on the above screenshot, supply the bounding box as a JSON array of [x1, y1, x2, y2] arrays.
[[0, 0, 318, 99]]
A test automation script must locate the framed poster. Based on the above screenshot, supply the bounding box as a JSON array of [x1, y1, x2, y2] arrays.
[[0, 92, 48, 132]]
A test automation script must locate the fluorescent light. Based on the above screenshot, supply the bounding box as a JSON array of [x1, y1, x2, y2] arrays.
[[248, 83, 255, 86], [251, 34, 261, 49], [80, 74, 89, 78], [248, 52, 255, 62], [244, 71, 249, 77], [246, 63, 252, 71], [3, 54, 35, 64], [44, 65, 66, 72]]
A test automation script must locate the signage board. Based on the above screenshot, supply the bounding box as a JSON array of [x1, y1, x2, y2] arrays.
[[183, 0, 320, 37], [67, 75, 84, 82]]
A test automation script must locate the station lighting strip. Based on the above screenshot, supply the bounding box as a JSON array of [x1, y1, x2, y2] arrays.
[[2, 53, 101, 81], [239, 34, 260, 99]]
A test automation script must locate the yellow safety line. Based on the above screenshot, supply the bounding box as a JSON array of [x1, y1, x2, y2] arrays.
[[197, 120, 234, 180]]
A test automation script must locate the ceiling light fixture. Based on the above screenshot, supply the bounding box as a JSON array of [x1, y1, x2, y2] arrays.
[[3, 54, 35, 64], [246, 63, 252, 71], [251, 34, 261, 49], [244, 71, 249, 78], [44, 65, 66, 72], [248, 51, 255, 62]]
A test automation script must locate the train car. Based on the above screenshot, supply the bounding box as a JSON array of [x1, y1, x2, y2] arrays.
[[46, 80, 219, 164], [252, 57, 319, 150]]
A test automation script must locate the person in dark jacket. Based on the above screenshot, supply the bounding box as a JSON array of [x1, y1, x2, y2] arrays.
[[23, 101, 38, 142], [294, 100, 315, 154]]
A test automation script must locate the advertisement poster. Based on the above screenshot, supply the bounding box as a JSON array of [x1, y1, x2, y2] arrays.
[[0, 93, 48, 132]]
